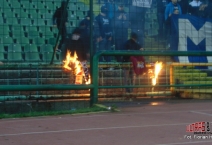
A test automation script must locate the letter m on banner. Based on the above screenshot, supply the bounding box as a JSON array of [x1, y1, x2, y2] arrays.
[[171, 15, 212, 65]]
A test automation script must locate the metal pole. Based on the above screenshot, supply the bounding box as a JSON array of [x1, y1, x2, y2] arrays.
[[89, 0, 94, 106]]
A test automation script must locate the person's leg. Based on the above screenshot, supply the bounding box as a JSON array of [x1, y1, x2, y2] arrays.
[[104, 39, 112, 62], [57, 26, 67, 52], [97, 39, 106, 62]]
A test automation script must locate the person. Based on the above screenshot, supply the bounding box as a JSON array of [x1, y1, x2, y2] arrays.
[[165, 0, 182, 48], [157, 0, 169, 40], [128, 4, 148, 47], [66, 28, 90, 83], [94, 5, 113, 62], [199, 0, 212, 18], [178, 0, 189, 14], [114, 4, 129, 62], [104, 0, 118, 25], [188, 0, 202, 16], [123, 32, 146, 93], [53, 0, 68, 53], [79, 11, 92, 60]]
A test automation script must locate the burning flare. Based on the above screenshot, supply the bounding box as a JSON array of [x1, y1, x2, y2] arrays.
[[63, 50, 90, 84], [151, 61, 163, 86]]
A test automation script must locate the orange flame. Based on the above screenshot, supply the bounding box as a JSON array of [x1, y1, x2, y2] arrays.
[[151, 61, 163, 86], [63, 50, 90, 84]]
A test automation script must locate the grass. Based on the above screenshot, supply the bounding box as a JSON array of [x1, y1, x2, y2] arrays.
[[0, 104, 117, 119]]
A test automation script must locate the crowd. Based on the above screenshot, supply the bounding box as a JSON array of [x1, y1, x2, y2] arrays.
[[53, 0, 212, 62]]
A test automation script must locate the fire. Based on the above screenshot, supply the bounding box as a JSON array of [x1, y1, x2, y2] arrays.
[[151, 61, 163, 86], [63, 50, 90, 84]]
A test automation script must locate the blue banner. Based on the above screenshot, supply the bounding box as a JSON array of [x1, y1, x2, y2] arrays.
[[170, 14, 212, 64]]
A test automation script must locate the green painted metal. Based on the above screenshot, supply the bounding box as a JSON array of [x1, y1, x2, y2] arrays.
[[0, 84, 93, 91], [90, 50, 212, 105]]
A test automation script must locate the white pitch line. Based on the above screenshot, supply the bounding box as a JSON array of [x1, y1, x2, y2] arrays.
[[157, 140, 212, 145], [191, 111, 212, 116], [0, 122, 189, 137], [1, 109, 212, 123]]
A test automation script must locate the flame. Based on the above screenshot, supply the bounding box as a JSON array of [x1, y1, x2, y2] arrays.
[[151, 61, 163, 86], [63, 50, 90, 84]]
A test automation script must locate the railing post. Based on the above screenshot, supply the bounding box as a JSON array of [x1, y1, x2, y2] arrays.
[[90, 53, 99, 106]]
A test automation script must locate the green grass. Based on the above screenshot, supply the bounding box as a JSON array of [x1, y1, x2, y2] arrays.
[[0, 104, 115, 119]]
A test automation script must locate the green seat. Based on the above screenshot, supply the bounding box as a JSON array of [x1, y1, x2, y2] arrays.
[[0, 18, 3, 24], [12, 30, 26, 37], [39, 26, 52, 33], [27, 30, 40, 38], [0, 52, 5, 61], [29, 12, 42, 19], [2, 37, 13, 46], [7, 52, 24, 62], [0, 29, 10, 37], [47, 37, 57, 46], [38, 9, 49, 14], [8, 44, 22, 52], [24, 52, 41, 62], [42, 31, 54, 39], [25, 26, 38, 32], [68, 4, 77, 10], [42, 13, 52, 19], [10, 1, 21, 9], [24, 44, 38, 52], [41, 52, 58, 62], [20, 18, 32, 26], [20, 1, 31, 8], [33, 19, 46, 26], [16, 11, 29, 18], [45, 19, 53, 26], [15, 36, 30, 47], [3, 11, 16, 18], [32, 37, 46, 47], [33, 1, 45, 9], [40, 44, 54, 52], [0, 44, 5, 52], [5, 17, 19, 25], [11, 25, 24, 32], [45, 2, 55, 10]]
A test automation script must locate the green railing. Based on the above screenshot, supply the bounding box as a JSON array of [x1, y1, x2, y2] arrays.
[[2, 51, 212, 106]]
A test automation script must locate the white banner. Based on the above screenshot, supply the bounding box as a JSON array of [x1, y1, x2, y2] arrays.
[[132, 0, 152, 8]]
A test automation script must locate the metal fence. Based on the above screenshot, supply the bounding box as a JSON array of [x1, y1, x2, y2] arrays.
[[0, 0, 212, 114]]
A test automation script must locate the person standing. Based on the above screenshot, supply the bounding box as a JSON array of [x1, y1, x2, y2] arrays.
[[188, 0, 202, 16], [114, 4, 129, 62], [66, 28, 90, 83], [165, 0, 182, 49], [94, 5, 113, 62], [123, 32, 145, 93], [157, 0, 169, 40], [53, 0, 68, 52]]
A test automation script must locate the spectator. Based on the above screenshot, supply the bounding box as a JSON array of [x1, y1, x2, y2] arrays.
[[165, 0, 182, 48], [178, 0, 189, 14], [157, 0, 169, 40], [53, 0, 68, 52], [94, 5, 113, 62], [188, 0, 202, 16], [79, 11, 93, 60], [123, 32, 145, 93], [105, 0, 118, 23], [114, 4, 129, 62], [129, 4, 147, 46], [199, 0, 212, 18], [66, 28, 90, 83]]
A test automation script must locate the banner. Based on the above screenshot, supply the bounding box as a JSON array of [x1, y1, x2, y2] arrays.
[[170, 15, 212, 65], [132, 0, 152, 8]]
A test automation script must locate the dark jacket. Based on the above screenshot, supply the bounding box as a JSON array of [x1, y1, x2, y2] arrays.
[[53, 2, 68, 28], [66, 36, 87, 61], [123, 39, 142, 62], [95, 14, 113, 39], [114, 10, 129, 39]]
